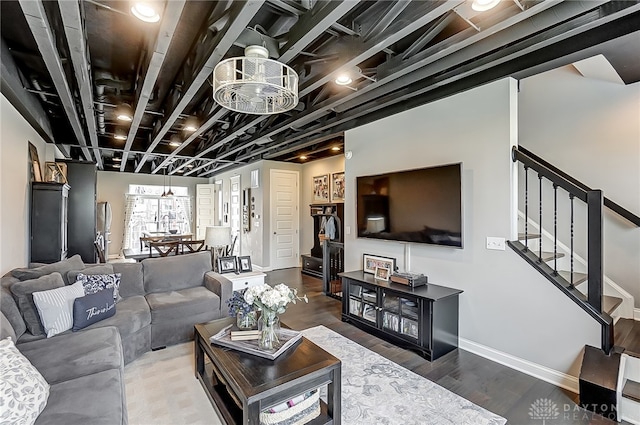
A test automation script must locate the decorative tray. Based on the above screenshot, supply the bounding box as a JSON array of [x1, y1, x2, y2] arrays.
[[210, 325, 303, 360]]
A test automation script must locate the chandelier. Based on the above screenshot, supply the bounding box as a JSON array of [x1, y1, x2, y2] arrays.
[[213, 45, 298, 115]]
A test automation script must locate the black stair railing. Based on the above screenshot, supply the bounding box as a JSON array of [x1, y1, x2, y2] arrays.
[[322, 240, 344, 300], [509, 146, 640, 354]]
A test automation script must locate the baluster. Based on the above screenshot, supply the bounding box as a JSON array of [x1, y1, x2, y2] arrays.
[[553, 184, 558, 275], [569, 194, 574, 288], [538, 173, 543, 261], [524, 165, 529, 250]]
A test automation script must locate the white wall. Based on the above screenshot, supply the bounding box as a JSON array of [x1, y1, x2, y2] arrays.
[[0, 94, 50, 273], [96, 171, 208, 256], [519, 66, 640, 307], [300, 155, 345, 256], [344, 78, 600, 376]]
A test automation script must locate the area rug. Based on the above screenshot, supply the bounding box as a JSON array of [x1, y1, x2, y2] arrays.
[[301, 325, 507, 425], [124, 326, 506, 425]]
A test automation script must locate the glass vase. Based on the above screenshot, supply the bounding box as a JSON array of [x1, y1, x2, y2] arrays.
[[258, 310, 280, 351], [236, 310, 257, 330]]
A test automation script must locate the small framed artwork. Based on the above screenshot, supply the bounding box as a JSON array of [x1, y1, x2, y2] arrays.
[[313, 174, 329, 202], [374, 266, 390, 281], [363, 254, 396, 275], [218, 256, 237, 273], [237, 256, 252, 272], [331, 172, 345, 202], [28, 142, 42, 182], [44, 162, 68, 184]]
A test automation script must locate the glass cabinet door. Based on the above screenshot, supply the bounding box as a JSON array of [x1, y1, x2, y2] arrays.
[[381, 290, 419, 341], [347, 282, 377, 324]]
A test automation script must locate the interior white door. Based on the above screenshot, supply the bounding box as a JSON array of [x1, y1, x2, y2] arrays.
[[270, 169, 299, 270], [230, 175, 241, 255], [195, 184, 216, 239]]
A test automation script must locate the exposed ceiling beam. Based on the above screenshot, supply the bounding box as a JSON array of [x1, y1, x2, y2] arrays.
[[119, 0, 186, 172], [362, 1, 410, 42], [58, 0, 104, 169], [19, 0, 93, 162], [134, 0, 265, 173]]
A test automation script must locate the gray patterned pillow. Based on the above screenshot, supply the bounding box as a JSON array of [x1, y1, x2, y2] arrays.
[[77, 273, 122, 302], [0, 338, 50, 424]]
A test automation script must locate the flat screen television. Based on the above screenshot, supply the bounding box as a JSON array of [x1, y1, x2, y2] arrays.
[[356, 163, 463, 248]]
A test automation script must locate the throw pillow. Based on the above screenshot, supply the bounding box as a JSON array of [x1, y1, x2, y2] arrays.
[[10, 273, 65, 336], [72, 287, 116, 331], [66, 264, 114, 287], [11, 255, 85, 285], [77, 273, 122, 302], [0, 338, 50, 425], [32, 281, 85, 338]]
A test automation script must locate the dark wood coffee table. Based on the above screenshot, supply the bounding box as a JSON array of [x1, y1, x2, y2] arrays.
[[194, 317, 341, 425]]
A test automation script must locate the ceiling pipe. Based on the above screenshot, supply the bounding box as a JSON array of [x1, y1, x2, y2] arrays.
[[95, 85, 106, 134]]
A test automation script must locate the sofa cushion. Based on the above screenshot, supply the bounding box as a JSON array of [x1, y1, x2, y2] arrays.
[[82, 295, 150, 339], [146, 286, 220, 323], [73, 288, 116, 331], [34, 369, 126, 425], [142, 251, 212, 294], [0, 338, 50, 425], [1, 275, 26, 340], [17, 326, 123, 385], [32, 281, 85, 338], [77, 272, 122, 302], [111, 262, 144, 298], [67, 264, 114, 287], [12, 255, 85, 286], [1, 312, 16, 341], [10, 273, 65, 336]]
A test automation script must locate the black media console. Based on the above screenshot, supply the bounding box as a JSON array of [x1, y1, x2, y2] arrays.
[[340, 270, 463, 361]]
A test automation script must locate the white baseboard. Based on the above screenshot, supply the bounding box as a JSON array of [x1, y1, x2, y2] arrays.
[[459, 337, 579, 393], [634, 308, 640, 321]]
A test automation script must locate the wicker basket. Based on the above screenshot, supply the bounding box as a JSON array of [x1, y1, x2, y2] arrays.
[[259, 390, 320, 425]]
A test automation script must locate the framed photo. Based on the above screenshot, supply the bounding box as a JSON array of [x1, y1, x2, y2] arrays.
[[313, 174, 329, 202], [363, 254, 396, 275], [331, 172, 345, 202], [374, 266, 390, 281], [28, 142, 42, 182], [218, 256, 237, 273], [44, 162, 67, 184], [237, 256, 252, 272]]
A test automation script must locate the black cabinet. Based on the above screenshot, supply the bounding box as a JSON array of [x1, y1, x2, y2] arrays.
[[31, 182, 69, 263], [59, 160, 97, 263], [301, 254, 323, 278], [340, 270, 462, 361]]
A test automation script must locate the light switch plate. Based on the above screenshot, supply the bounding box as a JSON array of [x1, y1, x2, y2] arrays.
[[486, 237, 506, 250]]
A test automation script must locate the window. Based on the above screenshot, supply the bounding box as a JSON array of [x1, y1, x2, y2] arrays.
[[124, 185, 192, 251]]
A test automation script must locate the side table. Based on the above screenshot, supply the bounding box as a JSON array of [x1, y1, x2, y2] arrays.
[[221, 271, 266, 292]]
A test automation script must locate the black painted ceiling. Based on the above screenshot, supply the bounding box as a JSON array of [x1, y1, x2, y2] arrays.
[[1, 0, 639, 176]]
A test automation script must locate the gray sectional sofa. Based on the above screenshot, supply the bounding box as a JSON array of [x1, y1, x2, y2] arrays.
[[0, 251, 233, 425]]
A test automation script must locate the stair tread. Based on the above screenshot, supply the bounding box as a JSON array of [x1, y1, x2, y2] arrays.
[[558, 270, 587, 285], [580, 345, 620, 390], [603, 295, 623, 315], [622, 379, 640, 403], [518, 232, 541, 240], [539, 251, 565, 262]]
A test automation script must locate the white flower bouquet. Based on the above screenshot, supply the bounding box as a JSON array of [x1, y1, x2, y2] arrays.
[[243, 283, 308, 314]]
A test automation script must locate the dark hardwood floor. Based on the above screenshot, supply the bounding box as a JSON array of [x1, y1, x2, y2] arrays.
[[266, 268, 632, 425]]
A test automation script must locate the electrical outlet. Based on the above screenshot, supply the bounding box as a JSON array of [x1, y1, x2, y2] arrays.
[[345, 226, 351, 235], [486, 237, 506, 250]]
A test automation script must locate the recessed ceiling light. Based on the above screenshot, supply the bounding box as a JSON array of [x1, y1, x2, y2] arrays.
[[114, 129, 127, 140], [112, 156, 122, 162], [331, 146, 341, 151], [334, 74, 352, 86], [471, 0, 500, 12], [130, 2, 161, 23], [115, 103, 133, 121], [186, 163, 194, 168], [111, 163, 120, 168], [183, 116, 199, 132], [299, 155, 307, 160]]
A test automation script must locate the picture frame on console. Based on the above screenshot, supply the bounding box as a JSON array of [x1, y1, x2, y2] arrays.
[[363, 254, 396, 274], [218, 256, 237, 273], [237, 256, 252, 272], [374, 266, 390, 281]]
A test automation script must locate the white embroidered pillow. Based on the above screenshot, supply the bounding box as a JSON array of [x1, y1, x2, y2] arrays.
[[0, 338, 50, 424]]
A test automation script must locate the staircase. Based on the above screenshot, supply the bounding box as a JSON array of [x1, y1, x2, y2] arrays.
[[510, 146, 640, 421]]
